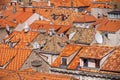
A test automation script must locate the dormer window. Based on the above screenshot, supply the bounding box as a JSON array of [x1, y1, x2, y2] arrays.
[[80, 58, 100, 68], [61, 57, 67, 66]]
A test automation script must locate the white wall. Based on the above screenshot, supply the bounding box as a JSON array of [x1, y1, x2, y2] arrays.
[[42, 54, 58, 64], [73, 23, 93, 28], [91, 8, 111, 18], [88, 59, 95, 68], [67, 50, 79, 65], [80, 58, 84, 67], [100, 49, 114, 67]]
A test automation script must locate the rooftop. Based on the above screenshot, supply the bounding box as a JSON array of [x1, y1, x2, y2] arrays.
[[97, 18, 120, 32], [51, 44, 81, 67], [0, 69, 77, 80], [101, 49, 120, 72]]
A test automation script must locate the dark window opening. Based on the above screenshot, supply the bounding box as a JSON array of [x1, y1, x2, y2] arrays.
[[83, 59, 88, 67], [105, 33, 108, 38], [62, 58, 67, 66]]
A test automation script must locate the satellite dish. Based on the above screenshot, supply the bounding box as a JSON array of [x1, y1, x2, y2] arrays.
[[31, 60, 42, 67], [24, 23, 30, 32], [69, 32, 76, 40], [32, 42, 40, 49], [95, 33, 103, 44]]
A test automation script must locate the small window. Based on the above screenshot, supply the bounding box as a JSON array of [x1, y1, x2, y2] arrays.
[[105, 33, 108, 38], [62, 58, 67, 66], [83, 59, 88, 67]]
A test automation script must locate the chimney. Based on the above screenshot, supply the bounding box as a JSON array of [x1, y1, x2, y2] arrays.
[[23, 7, 26, 12], [48, 0, 51, 6], [32, 8, 36, 13]]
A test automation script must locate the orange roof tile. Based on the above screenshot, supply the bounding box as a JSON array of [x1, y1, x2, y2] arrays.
[[8, 31, 39, 43], [0, 69, 76, 80], [80, 46, 114, 59], [97, 18, 120, 32], [32, 1, 48, 7], [67, 51, 81, 70], [6, 49, 32, 70], [51, 0, 91, 7], [0, 48, 17, 66], [51, 44, 81, 67], [96, 0, 112, 2], [58, 25, 71, 34], [16, 12, 33, 23], [3, 31, 39, 48], [61, 44, 81, 57], [0, 19, 17, 28], [101, 50, 120, 72], [30, 22, 61, 32], [73, 14, 96, 23]]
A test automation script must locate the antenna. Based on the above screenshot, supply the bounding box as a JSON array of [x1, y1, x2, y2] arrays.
[[24, 23, 30, 33], [95, 32, 103, 44], [69, 32, 76, 40]]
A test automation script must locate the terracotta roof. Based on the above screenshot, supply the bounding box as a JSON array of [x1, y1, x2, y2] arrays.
[[101, 50, 120, 72], [58, 25, 71, 34], [1, 8, 33, 24], [0, 19, 17, 28], [96, 0, 112, 2], [6, 49, 32, 70], [32, 1, 48, 7], [10, 31, 38, 42], [30, 21, 61, 32], [97, 18, 120, 32], [50, 8, 74, 25], [52, 45, 113, 70], [36, 8, 52, 19], [51, 0, 91, 7], [0, 69, 77, 80], [73, 14, 96, 23], [80, 46, 114, 59], [0, 48, 17, 66], [67, 48, 82, 70], [51, 44, 81, 67], [16, 12, 33, 23], [3, 31, 39, 48], [67, 45, 113, 70]]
